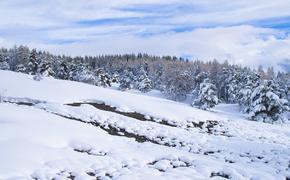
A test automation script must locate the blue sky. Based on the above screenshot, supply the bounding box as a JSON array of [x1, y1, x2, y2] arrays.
[[1, 0, 290, 70]]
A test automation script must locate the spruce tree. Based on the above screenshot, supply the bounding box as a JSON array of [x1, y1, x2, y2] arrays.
[[57, 62, 69, 80], [165, 71, 194, 101], [0, 55, 10, 70], [16, 64, 26, 73], [249, 80, 288, 123], [119, 69, 134, 91], [193, 79, 219, 110], [95, 68, 112, 87], [135, 66, 152, 93], [27, 50, 38, 75], [238, 73, 260, 113]]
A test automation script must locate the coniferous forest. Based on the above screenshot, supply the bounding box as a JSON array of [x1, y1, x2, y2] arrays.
[[0, 45, 289, 123]]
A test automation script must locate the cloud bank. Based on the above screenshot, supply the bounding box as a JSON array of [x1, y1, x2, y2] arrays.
[[1, 0, 290, 70]]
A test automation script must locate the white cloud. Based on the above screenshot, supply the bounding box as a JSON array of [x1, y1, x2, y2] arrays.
[[1, 25, 286, 70], [0, 0, 290, 70]]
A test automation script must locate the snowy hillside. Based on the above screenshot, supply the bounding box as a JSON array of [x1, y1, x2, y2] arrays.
[[0, 70, 290, 180]]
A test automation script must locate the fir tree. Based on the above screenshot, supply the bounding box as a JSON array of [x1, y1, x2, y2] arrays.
[[111, 73, 120, 83], [193, 79, 219, 110], [69, 62, 96, 84], [152, 64, 163, 90], [238, 73, 260, 113], [135, 66, 152, 93], [165, 71, 194, 101], [119, 69, 134, 91], [249, 80, 288, 123], [95, 68, 112, 87], [16, 64, 26, 73], [138, 75, 152, 93], [27, 50, 38, 75], [0, 55, 10, 70], [57, 61, 69, 80], [38, 61, 55, 77]]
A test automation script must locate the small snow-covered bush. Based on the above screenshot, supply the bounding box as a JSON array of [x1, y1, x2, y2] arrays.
[[33, 73, 43, 81]]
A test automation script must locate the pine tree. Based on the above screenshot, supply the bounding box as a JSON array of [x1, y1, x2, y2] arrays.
[[165, 71, 194, 101], [152, 64, 164, 90], [38, 61, 55, 77], [0, 55, 10, 70], [16, 64, 26, 73], [193, 79, 218, 110], [69, 62, 96, 84], [95, 68, 112, 87], [27, 50, 38, 75], [111, 73, 120, 83], [138, 75, 152, 93], [222, 67, 241, 103], [238, 73, 260, 113], [119, 69, 134, 91], [249, 80, 288, 123], [135, 66, 152, 93], [57, 61, 69, 80], [192, 72, 208, 100]]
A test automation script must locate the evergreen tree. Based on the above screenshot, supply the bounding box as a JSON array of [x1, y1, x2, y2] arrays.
[[249, 80, 288, 123], [69, 62, 96, 84], [111, 73, 120, 83], [137, 75, 152, 93], [27, 50, 38, 75], [152, 64, 163, 90], [193, 79, 218, 110], [192, 72, 208, 99], [95, 68, 112, 87], [0, 55, 10, 70], [119, 69, 134, 91], [165, 71, 194, 101], [57, 61, 69, 80], [38, 61, 55, 77], [16, 64, 26, 73], [238, 73, 260, 113], [135, 66, 152, 93]]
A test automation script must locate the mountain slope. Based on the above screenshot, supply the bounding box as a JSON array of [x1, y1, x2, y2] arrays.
[[0, 70, 289, 180]]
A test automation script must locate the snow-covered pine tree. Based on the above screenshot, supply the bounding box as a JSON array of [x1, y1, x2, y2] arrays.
[[138, 75, 152, 93], [135, 66, 152, 93], [119, 69, 134, 91], [33, 61, 55, 81], [0, 54, 10, 70], [27, 50, 38, 75], [57, 61, 69, 80], [95, 68, 112, 87], [238, 73, 260, 113], [111, 73, 120, 83], [192, 72, 208, 100], [69, 62, 96, 84], [222, 67, 241, 103], [249, 80, 289, 123], [193, 78, 218, 110], [152, 64, 164, 90], [165, 71, 194, 101], [16, 64, 26, 73], [38, 61, 55, 77]]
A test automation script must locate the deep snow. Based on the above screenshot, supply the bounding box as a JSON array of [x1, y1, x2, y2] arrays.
[[0, 70, 289, 180]]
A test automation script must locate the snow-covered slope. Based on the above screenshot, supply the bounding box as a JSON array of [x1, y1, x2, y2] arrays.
[[0, 70, 289, 180]]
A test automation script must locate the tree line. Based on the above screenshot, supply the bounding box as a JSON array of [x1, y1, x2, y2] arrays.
[[0, 45, 289, 123]]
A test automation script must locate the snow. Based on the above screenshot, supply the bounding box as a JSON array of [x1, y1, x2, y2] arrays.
[[0, 70, 224, 124], [0, 70, 289, 179]]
